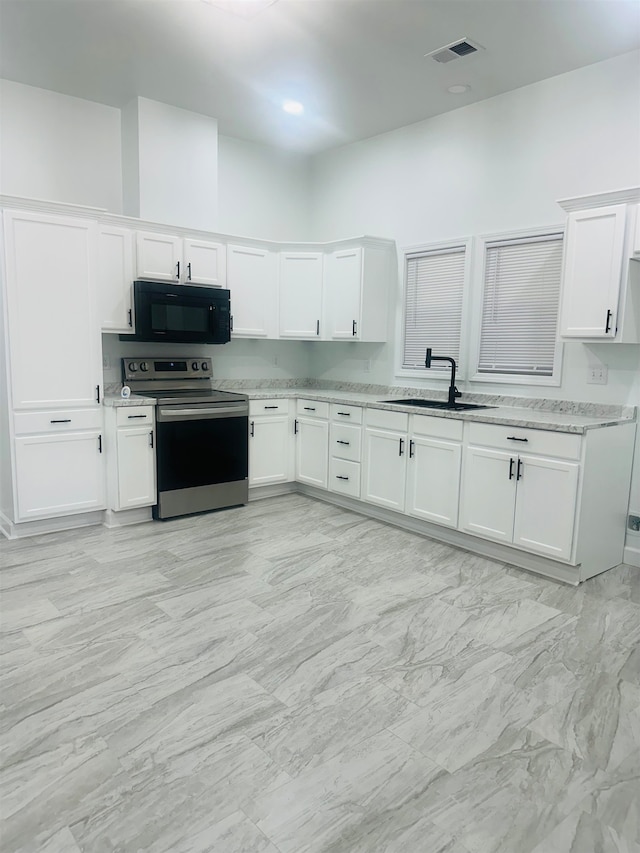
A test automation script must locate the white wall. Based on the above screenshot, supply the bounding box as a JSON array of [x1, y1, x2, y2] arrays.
[[218, 135, 311, 241], [0, 79, 122, 212]]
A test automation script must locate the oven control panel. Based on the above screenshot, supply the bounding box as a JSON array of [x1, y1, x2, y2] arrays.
[[123, 358, 212, 382]]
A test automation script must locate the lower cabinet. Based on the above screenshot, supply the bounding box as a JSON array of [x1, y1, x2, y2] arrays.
[[249, 399, 293, 487], [106, 406, 156, 511], [15, 430, 106, 520], [295, 399, 329, 488], [405, 419, 462, 528], [363, 423, 408, 512]]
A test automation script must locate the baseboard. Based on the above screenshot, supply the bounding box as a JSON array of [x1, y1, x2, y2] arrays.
[[0, 509, 14, 540], [623, 543, 640, 568], [103, 507, 153, 528], [0, 510, 105, 540], [249, 482, 297, 501]]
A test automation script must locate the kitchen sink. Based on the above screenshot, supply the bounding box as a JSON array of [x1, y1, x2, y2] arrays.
[[379, 398, 496, 411]]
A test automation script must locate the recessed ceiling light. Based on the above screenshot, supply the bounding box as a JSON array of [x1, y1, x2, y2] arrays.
[[202, 0, 278, 20], [282, 100, 304, 116], [447, 84, 471, 94]]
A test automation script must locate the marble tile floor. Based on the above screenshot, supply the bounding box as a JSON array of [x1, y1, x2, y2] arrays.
[[1, 493, 639, 853]]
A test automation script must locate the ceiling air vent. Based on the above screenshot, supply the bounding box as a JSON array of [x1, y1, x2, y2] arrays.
[[426, 39, 484, 64]]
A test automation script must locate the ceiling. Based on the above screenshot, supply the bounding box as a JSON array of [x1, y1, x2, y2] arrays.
[[1, 0, 639, 154]]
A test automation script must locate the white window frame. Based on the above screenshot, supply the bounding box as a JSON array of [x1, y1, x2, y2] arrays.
[[395, 237, 473, 383], [469, 225, 566, 387]]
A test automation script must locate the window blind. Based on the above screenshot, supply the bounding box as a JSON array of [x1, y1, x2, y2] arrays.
[[478, 234, 563, 377], [403, 247, 465, 370]]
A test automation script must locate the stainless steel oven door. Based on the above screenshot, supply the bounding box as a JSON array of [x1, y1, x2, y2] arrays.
[[154, 401, 249, 519]]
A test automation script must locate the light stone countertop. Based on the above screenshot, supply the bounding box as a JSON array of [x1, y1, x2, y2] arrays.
[[104, 385, 635, 434]]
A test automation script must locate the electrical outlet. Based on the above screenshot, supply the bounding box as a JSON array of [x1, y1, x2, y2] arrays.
[[587, 366, 608, 385], [102, 354, 111, 370], [629, 514, 640, 532]]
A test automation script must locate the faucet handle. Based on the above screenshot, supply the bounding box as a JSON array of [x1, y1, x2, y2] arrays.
[[454, 386, 461, 398]]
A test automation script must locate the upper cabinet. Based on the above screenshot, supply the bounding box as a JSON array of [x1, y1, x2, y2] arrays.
[[323, 242, 391, 342], [279, 251, 323, 339], [558, 189, 640, 343], [227, 244, 278, 338], [136, 230, 226, 287], [2, 210, 103, 409], [99, 224, 135, 333]]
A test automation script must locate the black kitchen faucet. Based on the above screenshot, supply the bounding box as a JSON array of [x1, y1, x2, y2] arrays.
[[425, 348, 461, 407]]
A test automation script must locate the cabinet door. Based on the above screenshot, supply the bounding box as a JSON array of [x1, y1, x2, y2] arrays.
[[136, 231, 182, 281], [324, 248, 362, 339], [279, 252, 323, 338], [227, 245, 278, 338], [406, 435, 461, 528], [15, 431, 106, 520], [183, 239, 226, 287], [99, 225, 134, 333], [3, 211, 102, 409], [249, 416, 291, 486], [362, 427, 407, 512], [460, 446, 516, 543], [559, 205, 626, 338], [116, 427, 156, 509], [513, 454, 579, 561], [295, 417, 329, 488]]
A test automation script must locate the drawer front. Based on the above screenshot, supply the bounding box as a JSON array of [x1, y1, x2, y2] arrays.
[[14, 408, 103, 435], [330, 423, 362, 462], [466, 422, 582, 460], [116, 406, 155, 427], [411, 413, 463, 441], [297, 398, 330, 419], [330, 403, 363, 424], [249, 398, 290, 416], [365, 407, 408, 433], [329, 458, 361, 498]]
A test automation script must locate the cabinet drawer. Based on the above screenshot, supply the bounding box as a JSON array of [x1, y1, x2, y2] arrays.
[[249, 398, 290, 416], [365, 407, 408, 432], [465, 422, 582, 460], [330, 423, 362, 462], [330, 403, 363, 424], [297, 398, 330, 419], [411, 414, 463, 441], [329, 458, 361, 498], [14, 408, 103, 435], [116, 406, 155, 427]]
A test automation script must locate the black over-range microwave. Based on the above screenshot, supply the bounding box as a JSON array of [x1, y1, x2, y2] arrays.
[[125, 281, 232, 344]]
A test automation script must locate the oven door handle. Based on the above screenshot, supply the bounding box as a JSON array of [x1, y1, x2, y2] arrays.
[[158, 405, 248, 421]]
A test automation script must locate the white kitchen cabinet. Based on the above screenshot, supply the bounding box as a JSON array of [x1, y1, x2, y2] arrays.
[[249, 413, 292, 486], [329, 405, 363, 498], [295, 401, 329, 489], [363, 427, 408, 512], [136, 231, 182, 281], [14, 430, 106, 520], [323, 243, 391, 342], [406, 434, 462, 528], [279, 251, 323, 339], [227, 244, 278, 338], [3, 210, 103, 409], [115, 426, 156, 509], [459, 446, 517, 543], [182, 238, 226, 286], [633, 205, 640, 256], [98, 224, 134, 333]]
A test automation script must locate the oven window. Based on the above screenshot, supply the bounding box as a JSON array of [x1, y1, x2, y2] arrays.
[[151, 303, 209, 334], [156, 415, 248, 491]]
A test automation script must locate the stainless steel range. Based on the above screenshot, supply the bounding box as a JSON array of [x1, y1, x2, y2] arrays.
[[122, 357, 248, 520]]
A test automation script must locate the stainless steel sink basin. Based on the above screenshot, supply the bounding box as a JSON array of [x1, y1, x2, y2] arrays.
[[379, 398, 496, 411]]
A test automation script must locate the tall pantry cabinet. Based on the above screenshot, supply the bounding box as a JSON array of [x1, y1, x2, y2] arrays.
[[1, 210, 105, 532]]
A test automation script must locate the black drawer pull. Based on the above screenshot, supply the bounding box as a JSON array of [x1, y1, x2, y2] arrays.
[[127, 414, 147, 419], [509, 458, 515, 479], [304, 407, 316, 411], [337, 412, 351, 416], [250, 420, 255, 437], [399, 438, 404, 456], [605, 309, 613, 333], [409, 440, 415, 458], [352, 320, 357, 336], [96, 385, 101, 403], [176, 260, 180, 280], [516, 458, 523, 480], [336, 440, 350, 445], [128, 308, 133, 327], [506, 436, 528, 442], [50, 419, 71, 423], [294, 419, 298, 434], [336, 475, 349, 481], [149, 431, 154, 448], [264, 406, 279, 410], [98, 434, 103, 453]]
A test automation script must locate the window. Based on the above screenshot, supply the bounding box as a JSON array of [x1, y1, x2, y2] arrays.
[[476, 232, 563, 379], [402, 245, 466, 372]]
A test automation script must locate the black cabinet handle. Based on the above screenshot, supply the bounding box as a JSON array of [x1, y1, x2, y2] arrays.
[[294, 419, 298, 434], [316, 320, 320, 336], [96, 385, 101, 403], [605, 309, 613, 333], [127, 414, 146, 419], [230, 315, 234, 331], [98, 435, 103, 453], [399, 438, 404, 456], [187, 262, 192, 281], [264, 406, 278, 410], [128, 308, 133, 327], [149, 431, 154, 448], [516, 458, 523, 480], [509, 458, 515, 479], [337, 412, 351, 417], [50, 419, 71, 423], [409, 440, 415, 458], [176, 261, 180, 280], [250, 420, 255, 437], [506, 436, 528, 442], [336, 475, 349, 481], [304, 407, 316, 411], [352, 320, 357, 336], [336, 440, 350, 445]]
